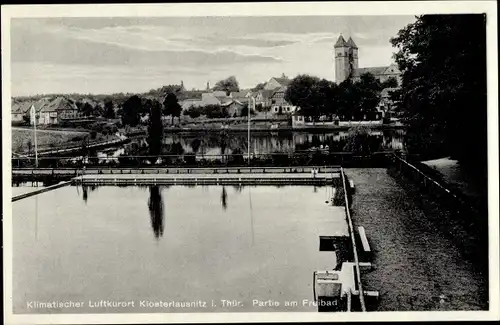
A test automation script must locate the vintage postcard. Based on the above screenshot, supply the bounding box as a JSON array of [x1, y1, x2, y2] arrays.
[[2, 1, 499, 324]]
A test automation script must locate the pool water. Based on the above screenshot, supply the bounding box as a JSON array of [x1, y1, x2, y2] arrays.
[[12, 184, 346, 313]]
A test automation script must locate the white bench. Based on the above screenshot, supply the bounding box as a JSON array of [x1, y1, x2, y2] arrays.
[[358, 226, 371, 254]]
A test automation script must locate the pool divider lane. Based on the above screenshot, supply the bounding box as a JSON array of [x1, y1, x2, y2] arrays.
[[12, 172, 340, 201], [71, 172, 340, 186], [11, 181, 72, 202]]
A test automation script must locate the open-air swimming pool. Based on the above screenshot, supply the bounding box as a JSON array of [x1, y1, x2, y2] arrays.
[[12, 184, 347, 313]]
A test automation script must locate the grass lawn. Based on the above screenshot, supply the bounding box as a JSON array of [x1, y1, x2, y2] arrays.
[[421, 157, 486, 202], [11, 128, 87, 154]]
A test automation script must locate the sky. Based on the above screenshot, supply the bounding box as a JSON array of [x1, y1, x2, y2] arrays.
[[10, 15, 416, 96]]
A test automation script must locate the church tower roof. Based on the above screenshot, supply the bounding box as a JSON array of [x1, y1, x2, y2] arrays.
[[334, 35, 348, 48], [347, 37, 358, 49]]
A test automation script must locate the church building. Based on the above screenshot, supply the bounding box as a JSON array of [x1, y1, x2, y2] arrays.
[[334, 35, 401, 85]]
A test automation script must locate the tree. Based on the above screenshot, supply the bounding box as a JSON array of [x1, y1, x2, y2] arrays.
[[240, 104, 256, 117], [191, 138, 201, 154], [391, 14, 487, 171], [285, 74, 322, 118], [315, 78, 338, 117], [219, 130, 229, 162], [26, 139, 32, 156], [162, 93, 182, 125], [147, 99, 164, 159], [213, 76, 240, 95], [184, 105, 202, 119], [81, 102, 94, 117], [355, 72, 382, 118], [148, 186, 164, 239], [121, 95, 142, 127], [103, 100, 115, 119], [286, 75, 339, 120], [381, 77, 399, 89], [252, 82, 266, 91], [343, 125, 380, 154]]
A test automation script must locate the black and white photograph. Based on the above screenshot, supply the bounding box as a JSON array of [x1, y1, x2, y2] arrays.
[[2, 1, 499, 323]]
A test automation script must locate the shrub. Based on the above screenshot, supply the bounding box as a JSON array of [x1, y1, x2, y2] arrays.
[[343, 126, 380, 154]]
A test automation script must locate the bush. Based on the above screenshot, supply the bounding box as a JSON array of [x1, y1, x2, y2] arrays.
[[90, 130, 97, 139], [343, 126, 381, 154], [184, 153, 197, 166]]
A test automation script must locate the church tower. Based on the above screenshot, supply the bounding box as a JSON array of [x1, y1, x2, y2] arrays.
[[347, 37, 359, 71], [334, 35, 358, 83]]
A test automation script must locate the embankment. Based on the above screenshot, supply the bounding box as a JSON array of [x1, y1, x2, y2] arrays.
[[345, 168, 488, 311]]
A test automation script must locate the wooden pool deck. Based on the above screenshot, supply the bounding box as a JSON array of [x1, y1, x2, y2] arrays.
[[12, 181, 72, 202], [72, 172, 339, 186]]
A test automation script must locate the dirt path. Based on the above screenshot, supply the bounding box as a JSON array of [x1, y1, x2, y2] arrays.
[[345, 168, 488, 311]]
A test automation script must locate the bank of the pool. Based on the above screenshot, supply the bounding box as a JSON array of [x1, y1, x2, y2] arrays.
[[345, 168, 488, 311]]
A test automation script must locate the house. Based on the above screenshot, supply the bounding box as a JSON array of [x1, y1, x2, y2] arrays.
[[212, 90, 228, 98], [229, 91, 251, 105], [269, 86, 297, 114], [180, 98, 203, 110], [33, 97, 79, 125], [180, 91, 233, 111], [376, 87, 399, 116], [11, 101, 32, 122], [291, 109, 340, 128], [291, 110, 306, 128], [27, 98, 52, 125], [378, 87, 398, 108], [263, 74, 291, 90], [230, 91, 251, 98], [252, 89, 274, 108], [202, 92, 231, 105], [351, 64, 401, 84], [221, 100, 245, 117], [48, 97, 80, 121]]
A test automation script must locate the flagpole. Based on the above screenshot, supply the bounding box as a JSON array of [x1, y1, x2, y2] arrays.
[[248, 97, 255, 165], [247, 98, 250, 164], [34, 115, 38, 168], [31, 105, 39, 168]]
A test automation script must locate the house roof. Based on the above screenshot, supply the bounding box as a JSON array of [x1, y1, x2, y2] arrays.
[[257, 89, 275, 100], [236, 97, 250, 103], [292, 107, 303, 116], [383, 64, 401, 75], [11, 101, 32, 114], [230, 91, 249, 98], [347, 37, 358, 49], [215, 96, 232, 104], [352, 66, 391, 77], [221, 99, 244, 107], [334, 35, 348, 48], [272, 77, 291, 87], [33, 98, 52, 112], [271, 86, 288, 97], [212, 91, 228, 97], [41, 97, 78, 112]]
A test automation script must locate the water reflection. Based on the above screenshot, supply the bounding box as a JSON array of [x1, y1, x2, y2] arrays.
[[160, 130, 405, 155], [82, 186, 88, 203], [80, 185, 98, 204], [148, 186, 165, 239], [221, 186, 228, 210], [100, 130, 405, 160]]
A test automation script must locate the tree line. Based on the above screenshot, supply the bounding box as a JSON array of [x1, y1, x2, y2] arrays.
[[390, 14, 487, 173], [284, 73, 398, 120]]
